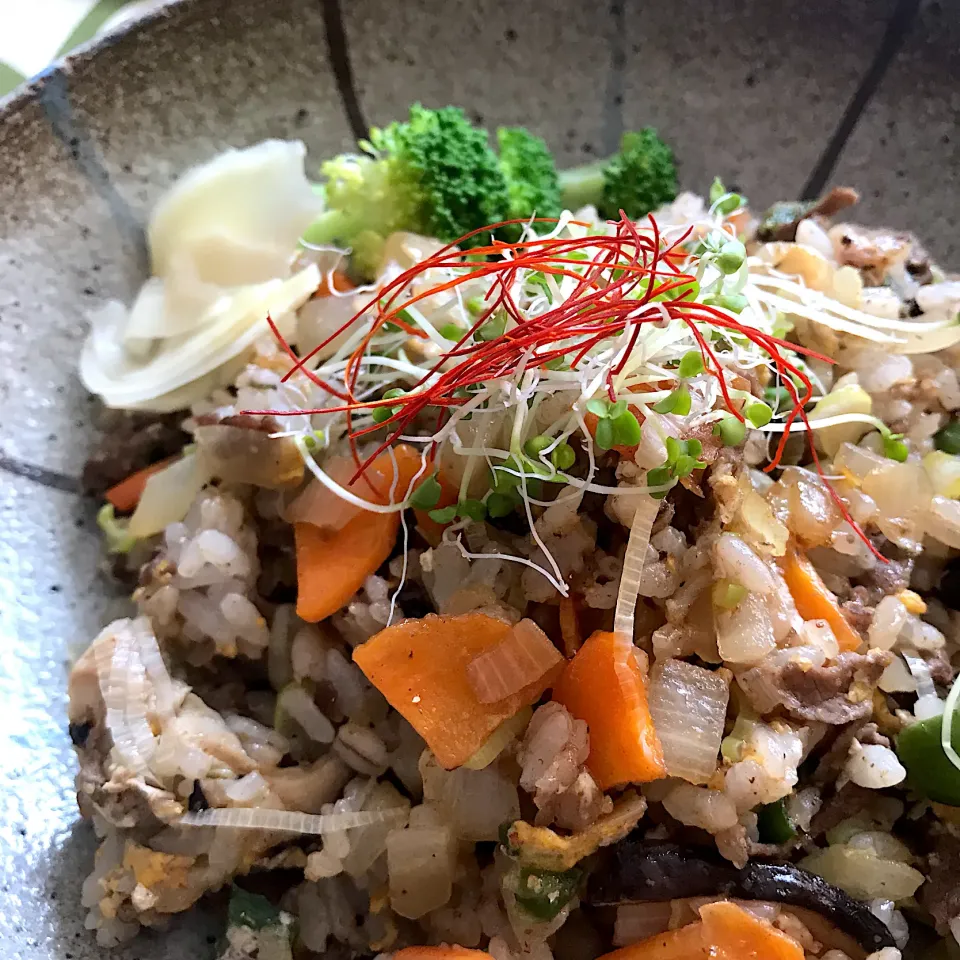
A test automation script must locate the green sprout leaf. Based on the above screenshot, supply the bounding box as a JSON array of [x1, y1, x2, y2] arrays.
[[746, 401, 773, 428], [678, 350, 704, 379], [611, 411, 642, 447], [428, 505, 458, 524], [551, 442, 576, 471], [595, 418, 615, 451], [524, 435, 553, 459], [458, 499, 487, 522], [714, 413, 747, 447], [486, 492, 516, 518], [410, 475, 441, 509]]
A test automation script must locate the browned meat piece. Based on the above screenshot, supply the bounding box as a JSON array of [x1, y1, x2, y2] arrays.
[[840, 595, 873, 634], [855, 555, 914, 603], [812, 723, 889, 784], [921, 833, 960, 934], [809, 781, 883, 835], [82, 408, 188, 495], [755, 187, 859, 242], [831, 223, 925, 286], [927, 649, 957, 687], [738, 651, 891, 725], [193, 413, 304, 489]]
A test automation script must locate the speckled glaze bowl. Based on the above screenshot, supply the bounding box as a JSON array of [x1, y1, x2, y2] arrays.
[[0, 0, 957, 956]]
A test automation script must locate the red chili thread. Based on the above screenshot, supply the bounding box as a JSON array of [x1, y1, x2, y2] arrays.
[[245, 213, 884, 559]]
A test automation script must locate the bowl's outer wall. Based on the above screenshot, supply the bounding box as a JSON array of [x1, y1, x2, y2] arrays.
[[0, 0, 956, 957]]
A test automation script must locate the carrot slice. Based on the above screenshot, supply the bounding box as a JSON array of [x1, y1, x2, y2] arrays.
[[781, 545, 862, 652], [596, 922, 710, 960], [394, 949, 491, 960], [294, 445, 430, 622], [552, 630, 666, 789], [317, 269, 354, 297], [699, 901, 804, 960], [353, 612, 564, 769], [104, 455, 180, 513], [295, 511, 398, 623]]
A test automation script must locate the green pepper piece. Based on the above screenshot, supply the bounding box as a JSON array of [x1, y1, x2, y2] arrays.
[[896, 713, 960, 806], [228, 886, 283, 931], [513, 866, 582, 921], [934, 418, 960, 456], [756, 798, 797, 844]]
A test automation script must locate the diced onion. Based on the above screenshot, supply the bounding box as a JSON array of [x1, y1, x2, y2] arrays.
[[466, 619, 562, 704], [128, 452, 212, 538], [648, 659, 729, 784], [926, 496, 960, 550], [463, 707, 532, 770], [715, 590, 776, 664], [613, 903, 673, 946], [799, 846, 924, 901], [177, 806, 406, 834]]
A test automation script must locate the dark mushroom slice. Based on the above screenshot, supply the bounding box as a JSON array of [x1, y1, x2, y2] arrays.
[[587, 840, 895, 953]]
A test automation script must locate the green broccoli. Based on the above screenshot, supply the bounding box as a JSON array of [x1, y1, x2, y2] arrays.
[[304, 104, 510, 278], [558, 128, 677, 221], [496, 127, 562, 238]]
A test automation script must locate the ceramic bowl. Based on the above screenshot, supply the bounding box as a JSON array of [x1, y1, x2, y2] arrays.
[[0, 1, 957, 956]]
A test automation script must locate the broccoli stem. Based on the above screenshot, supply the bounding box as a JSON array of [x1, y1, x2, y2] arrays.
[[301, 208, 349, 248], [557, 160, 607, 212]]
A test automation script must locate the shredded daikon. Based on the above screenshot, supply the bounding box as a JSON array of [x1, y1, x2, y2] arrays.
[[613, 494, 660, 638], [177, 806, 407, 834]]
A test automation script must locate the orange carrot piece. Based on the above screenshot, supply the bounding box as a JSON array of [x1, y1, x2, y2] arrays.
[[295, 510, 399, 623], [353, 612, 564, 769], [699, 901, 804, 960], [104, 455, 180, 513], [394, 949, 491, 960], [781, 545, 862, 652], [317, 269, 354, 297], [553, 630, 666, 789], [596, 922, 710, 960]]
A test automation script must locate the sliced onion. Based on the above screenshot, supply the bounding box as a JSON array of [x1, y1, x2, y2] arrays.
[[148, 140, 324, 282], [799, 846, 924, 901], [177, 805, 406, 834], [466, 619, 563, 704], [463, 707, 533, 770], [80, 264, 320, 412], [648, 659, 729, 784], [614, 493, 660, 639], [901, 649, 938, 704], [130, 616, 176, 723], [277, 685, 335, 743], [95, 619, 156, 775], [128, 452, 212, 539]]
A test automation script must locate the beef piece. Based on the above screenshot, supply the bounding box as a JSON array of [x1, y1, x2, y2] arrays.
[[756, 187, 859, 243], [82, 409, 188, 495], [840, 596, 873, 634], [855, 555, 914, 600], [812, 723, 889, 784], [832, 223, 918, 286], [920, 833, 960, 934], [927, 649, 957, 687], [739, 651, 891, 725]]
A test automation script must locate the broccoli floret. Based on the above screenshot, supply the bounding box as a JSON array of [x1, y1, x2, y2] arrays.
[[496, 127, 562, 236], [304, 104, 509, 278], [558, 128, 677, 221]]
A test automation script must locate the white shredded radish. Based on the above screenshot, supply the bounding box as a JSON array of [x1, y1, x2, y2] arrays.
[[177, 806, 407, 834], [466, 619, 563, 704], [648, 659, 729, 784], [277, 685, 335, 743], [614, 493, 660, 639]]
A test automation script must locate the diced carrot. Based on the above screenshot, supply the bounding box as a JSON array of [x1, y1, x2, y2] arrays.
[[596, 922, 710, 960], [104, 455, 180, 513], [316, 269, 354, 297], [353, 612, 565, 769], [394, 949, 491, 960], [295, 510, 398, 623], [294, 445, 434, 622], [552, 631, 666, 789], [699, 901, 804, 960], [781, 545, 862, 652]]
